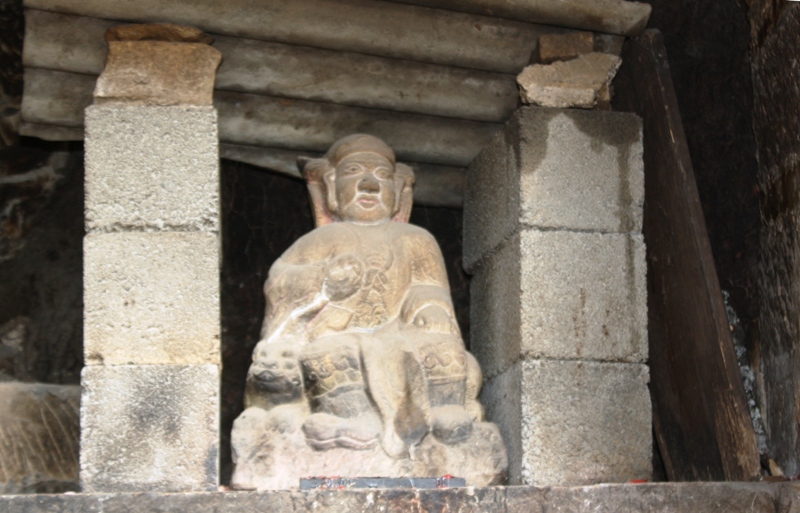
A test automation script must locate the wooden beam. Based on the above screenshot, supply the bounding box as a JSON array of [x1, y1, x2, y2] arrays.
[[20, 68, 499, 167], [23, 0, 563, 73], [387, 0, 651, 37], [23, 9, 519, 123], [613, 30, 761, 481]]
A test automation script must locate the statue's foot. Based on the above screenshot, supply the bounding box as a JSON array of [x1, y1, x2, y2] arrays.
[[431, 405, 473, 445], [302, 412, 381, 451], [394, 397, 428, 446], [381, 425, 409, 459]]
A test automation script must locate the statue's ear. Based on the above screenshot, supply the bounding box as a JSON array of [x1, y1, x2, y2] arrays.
[[391, 163, 415, 223], [323, 167, 338, 219], [299, 156, 336, 227]]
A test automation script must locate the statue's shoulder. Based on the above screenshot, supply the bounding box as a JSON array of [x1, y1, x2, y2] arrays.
[[390, 222, 439, 246], [391, 222, 427, 234]]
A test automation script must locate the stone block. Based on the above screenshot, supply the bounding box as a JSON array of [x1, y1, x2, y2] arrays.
[[470, 229, 646, 376], [469, 232, 521, 379], [94, 39, 221, 106], [517, 53, 622, 109], [520, 229, 647, 362], [464, 107, 643, 270], [483, 359, 651, 486], [545, 482, 777, 512], [538, 31, 594, 64], [80, 364, 219, 492], [84, 105, 219, 232], [83, 231, 220, 365], [480, 362, 522, 484]]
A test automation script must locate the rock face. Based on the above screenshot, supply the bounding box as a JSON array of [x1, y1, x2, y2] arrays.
[[0, 382, 80, 494], [231, 134, 507, 489]]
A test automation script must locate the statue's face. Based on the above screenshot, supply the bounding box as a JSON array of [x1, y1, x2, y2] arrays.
[[333, 153, 396, 223]]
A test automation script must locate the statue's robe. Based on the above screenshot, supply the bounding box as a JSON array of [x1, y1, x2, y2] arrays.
[[261, 220, 457, 345]]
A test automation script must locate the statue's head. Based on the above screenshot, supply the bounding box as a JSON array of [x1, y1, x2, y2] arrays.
[[298, 135, 415, 226]]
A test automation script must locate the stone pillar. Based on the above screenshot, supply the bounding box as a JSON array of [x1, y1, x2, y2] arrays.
[[80, 25, 222, 492], [464, 107, 651, 485]]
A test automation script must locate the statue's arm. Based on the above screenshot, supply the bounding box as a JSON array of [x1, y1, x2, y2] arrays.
[[259, 256, 328, 344], [399, 231, 459, 334]]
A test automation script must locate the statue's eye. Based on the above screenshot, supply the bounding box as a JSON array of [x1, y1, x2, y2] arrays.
[[374, 167, 392, 179], [343, 165, 361, 175]]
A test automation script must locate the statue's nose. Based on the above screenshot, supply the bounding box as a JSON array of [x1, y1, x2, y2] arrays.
[[358, 175, 380, 193]]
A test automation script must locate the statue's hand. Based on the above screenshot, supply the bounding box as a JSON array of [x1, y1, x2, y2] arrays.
[[324, 254, 363, 301], [411, 305, 459, 335]]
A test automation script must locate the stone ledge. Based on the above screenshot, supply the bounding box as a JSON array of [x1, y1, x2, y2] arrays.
[[1, 482, 797, 512]]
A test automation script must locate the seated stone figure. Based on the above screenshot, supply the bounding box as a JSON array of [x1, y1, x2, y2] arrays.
[[231, 134, 507, 490]]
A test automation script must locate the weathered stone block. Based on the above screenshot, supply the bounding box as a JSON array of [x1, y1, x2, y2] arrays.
[[469, 233, 521, 380], [482, 359, 652, 486], [480, 362, 523, 484], [537, 31, 594, 64], [471, 229, 646, 377], [83, 231, 220, 365], [464, 108, 643, 270], [80, 364, 219, 492], [520, 229, 647, 362], [94, 39, 221, 106], [517, 53, 622, 109], [84, 105, 219, 232]]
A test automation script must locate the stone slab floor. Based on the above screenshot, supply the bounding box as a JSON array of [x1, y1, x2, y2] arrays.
[[2, 482, 799, 512]]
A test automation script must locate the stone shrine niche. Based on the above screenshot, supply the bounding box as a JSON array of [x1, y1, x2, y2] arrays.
[[230, 135, 507, 490]]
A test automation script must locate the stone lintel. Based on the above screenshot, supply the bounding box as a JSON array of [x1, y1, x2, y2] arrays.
[[83, 231, 220, 366], [94, 24, 221, 106], [80, 364, 220, 493]]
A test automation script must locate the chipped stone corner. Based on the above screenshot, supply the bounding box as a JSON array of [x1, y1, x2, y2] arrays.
[[517, 52, 623, 109]]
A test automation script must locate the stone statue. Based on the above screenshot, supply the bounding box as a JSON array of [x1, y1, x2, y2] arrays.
[[231, 135, 507, 490]]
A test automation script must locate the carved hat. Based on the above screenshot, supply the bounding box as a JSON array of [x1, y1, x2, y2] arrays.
[[324, 134, 396, 167]]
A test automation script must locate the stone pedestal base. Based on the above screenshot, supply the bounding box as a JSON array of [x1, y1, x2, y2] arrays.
[[231, 405, 507, 490]]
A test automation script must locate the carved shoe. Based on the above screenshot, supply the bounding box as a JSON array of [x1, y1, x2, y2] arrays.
[[302, 411, 381, 451]]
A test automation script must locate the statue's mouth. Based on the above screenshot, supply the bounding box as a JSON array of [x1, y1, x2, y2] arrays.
[[357, 196, 379, 208]]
